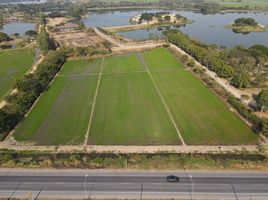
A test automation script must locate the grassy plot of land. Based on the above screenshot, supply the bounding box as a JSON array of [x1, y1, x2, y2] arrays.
[[13, 48, 258, 146], [59, 58, 102, 75], [103, 54, 145, 73], [88, 72, 180, 145], [206, 0, 268, 8], [0, 48, 34, 99], [14, 61, 99, 145], [142, 48, 183, 70], [150, 70, 258, 145]]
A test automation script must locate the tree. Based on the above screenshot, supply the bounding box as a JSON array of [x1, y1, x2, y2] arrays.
[[256, 89, 268, 111], [181, 54, 189, 63], [234, 18, 257, 26], [0, 32, 10, 42], [230, 72, 250, 88], [140, 13, 154, 21], [37, 27, 55, 54], [13, 33, 20, 38], [69, 4, 83, 19], [39, 13, 46, 26], [164, 15, 171, 21], [25, 30, 38, 37], [187, 58, 195, 67], [0, 109, 21, 134], [0, 14, 3, 27]]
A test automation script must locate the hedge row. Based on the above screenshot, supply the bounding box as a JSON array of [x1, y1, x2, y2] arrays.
[[227, 96, 268, 136]]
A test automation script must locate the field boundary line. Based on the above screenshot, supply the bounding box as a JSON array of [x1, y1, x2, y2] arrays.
[[57, 69, 187, 78], [58, 70, 147, 77], [84, 57, 105, 146], [137, 53, 186, 146]]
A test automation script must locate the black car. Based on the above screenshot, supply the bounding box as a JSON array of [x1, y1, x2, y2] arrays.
[[167, 175, 179, 182]]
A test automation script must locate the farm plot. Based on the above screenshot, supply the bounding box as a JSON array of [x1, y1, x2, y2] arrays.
[[0, 48, 34, 99], [142, 48, 258, 145], [13, 48, 258, 146], [88, 72, 180, 145], [14, 60, 99, 145], [102, 54, 145, 73], [142, 48, 183, 70]]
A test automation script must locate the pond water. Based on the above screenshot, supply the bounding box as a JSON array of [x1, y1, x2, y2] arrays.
[[83, 10, 268, 48], [0, 22, 36, 36]]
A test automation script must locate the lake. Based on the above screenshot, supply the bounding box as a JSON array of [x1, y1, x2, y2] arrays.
[[0, 22, 36, 36], [83, 10, 268, 48]]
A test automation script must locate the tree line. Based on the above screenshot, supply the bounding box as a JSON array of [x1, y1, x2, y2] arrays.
[[0, 49, 67, 140], [234, 18, 258, 26]]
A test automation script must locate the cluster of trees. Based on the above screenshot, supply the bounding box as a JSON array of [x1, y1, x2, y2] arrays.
[[37, 27, 56, 54], [165, 30, 236, 80], [234, 18, 258, 26], [0, 32, 10, 42], [0, 49, 67, 139], [0, 14, 3, 27], [165, 29, 268, 89], [256, 89, 268, 112], [68, 4, 84, 19], [140, 12, 172, 22], [63, 45, 111, 58], [25, 30, 38, 37], [197, 2, 221, 14], [223, 45, 268, 87], [140, 13, 155, 21], [227, 96, 268, 136]]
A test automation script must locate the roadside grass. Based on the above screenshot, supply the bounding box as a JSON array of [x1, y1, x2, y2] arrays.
[[14, 61, 99, 145], [0, 48, 34, 99], [102, 54, 145, 73], [59, 58, 102, 75], [150, 70, 258, 145], [142, 48, 183, 70], [0, 150, 266, 170], [88, 72, 180, 145]]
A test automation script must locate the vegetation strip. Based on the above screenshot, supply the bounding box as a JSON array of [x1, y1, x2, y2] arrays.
[[85, 57, 105, 145], [138, 53, 186, 145], [0, 150, 266, 170]]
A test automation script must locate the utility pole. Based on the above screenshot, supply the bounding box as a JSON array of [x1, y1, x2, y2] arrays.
[[140, 183, 143, 200], [231, 183, 238, 200], [260, 106, 265, 118], [189, 174, 194, 200], [84, 174, 88, 198], [184, 167, 193, 200]]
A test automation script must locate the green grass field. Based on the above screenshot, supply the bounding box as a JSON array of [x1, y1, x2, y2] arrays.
[[88, 72, 180, 145], [151, 71, 257, 145], [206, 0, 268, 8], [0, 48, 34, 99], [14, 48, 258, 145], [14, 60, 99, 145]]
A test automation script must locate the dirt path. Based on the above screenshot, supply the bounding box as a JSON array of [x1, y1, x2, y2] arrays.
[[94, 28, 164, 51], [0, 142, 259, 154]]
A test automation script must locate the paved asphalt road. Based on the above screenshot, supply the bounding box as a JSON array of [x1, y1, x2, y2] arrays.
[[0, 170, 267, 199]]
